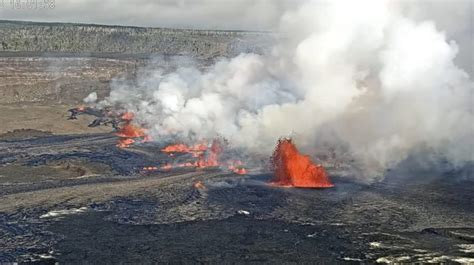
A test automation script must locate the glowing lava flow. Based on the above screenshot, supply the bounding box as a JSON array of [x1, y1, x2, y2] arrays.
[[228, 160, 248, 175], [116, 123, 146, 138], [196, 139, 222, 168], [271, 138, 334, 188], [159, 139, 247, 174], [161, 143, 207, 157], [115, 123, 148, 148], [194, 181, 206, 189]]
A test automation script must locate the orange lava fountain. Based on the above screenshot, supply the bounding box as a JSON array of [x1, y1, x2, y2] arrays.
[[271, 139, 334, 188]]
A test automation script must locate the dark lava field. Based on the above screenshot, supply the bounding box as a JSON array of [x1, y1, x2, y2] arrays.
[[0, 131, 473, 263]]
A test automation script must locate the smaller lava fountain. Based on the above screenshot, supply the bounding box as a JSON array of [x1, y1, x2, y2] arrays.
[[271, 138, 334, 188]]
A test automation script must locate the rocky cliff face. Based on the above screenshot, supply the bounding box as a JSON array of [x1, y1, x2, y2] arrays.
[[0, 20, 271, 58]]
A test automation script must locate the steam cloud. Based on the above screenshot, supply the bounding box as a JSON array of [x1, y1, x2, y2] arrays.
[[101, 0, 473, 179], [83, 92, 98, 104]]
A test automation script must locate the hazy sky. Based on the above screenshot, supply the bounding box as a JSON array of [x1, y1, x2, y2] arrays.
[[0, 0, 292, 30], [0, 1, 471, 33]]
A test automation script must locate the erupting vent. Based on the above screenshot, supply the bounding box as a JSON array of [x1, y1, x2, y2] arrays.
[[271, 139, 334, 188]]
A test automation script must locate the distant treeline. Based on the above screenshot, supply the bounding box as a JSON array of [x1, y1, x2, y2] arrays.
[[0, 20, 271, 58]]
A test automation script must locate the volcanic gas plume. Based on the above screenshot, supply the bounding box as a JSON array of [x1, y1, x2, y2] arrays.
[[95, 0, 473, 180]]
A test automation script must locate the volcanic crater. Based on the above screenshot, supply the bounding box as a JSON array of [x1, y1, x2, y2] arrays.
[[0, 20, 473, 264]]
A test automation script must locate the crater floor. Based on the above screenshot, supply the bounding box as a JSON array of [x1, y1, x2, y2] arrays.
[[0, 132, 473, 263]]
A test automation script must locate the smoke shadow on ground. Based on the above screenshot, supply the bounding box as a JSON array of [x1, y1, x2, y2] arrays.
[[381, 153, 474, 186]]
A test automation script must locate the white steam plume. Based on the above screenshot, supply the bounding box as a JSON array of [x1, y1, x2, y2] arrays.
[[102, 0, 473, 179], [83, 92, 98, 104]]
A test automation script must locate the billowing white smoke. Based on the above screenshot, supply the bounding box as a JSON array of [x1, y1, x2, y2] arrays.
[[102, 0, 473, 179]]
